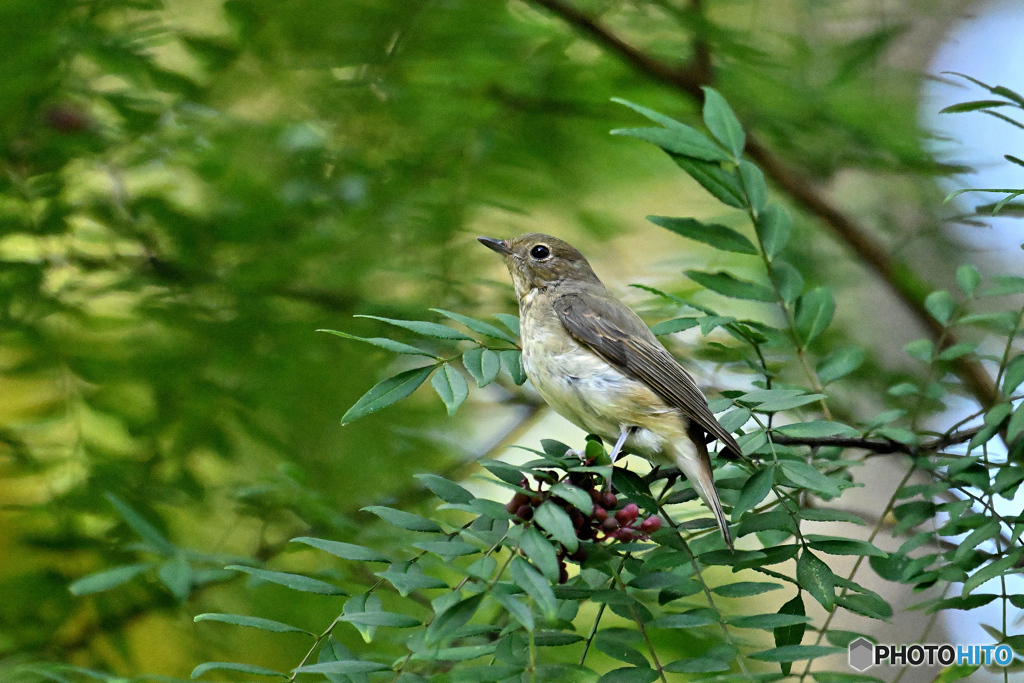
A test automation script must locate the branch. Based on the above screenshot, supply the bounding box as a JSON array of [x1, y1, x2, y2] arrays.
[[771, 425, 982, 455], [527, 0, 999, 409]]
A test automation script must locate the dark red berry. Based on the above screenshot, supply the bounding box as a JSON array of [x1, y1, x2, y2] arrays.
[[558, 564, 569, 583], [612, 528, 636, 542], [516, 505, 533, 521], [593, 506, 607, 522], [589, 489, 604, 504], [602, 492, 617, 509], [569, 547, 589, 563], [578, 525, 594, 541], [601, 517, 620, 532]]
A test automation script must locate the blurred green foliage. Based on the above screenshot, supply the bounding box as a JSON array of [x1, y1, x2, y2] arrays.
[[0, 0, 1015, 680]]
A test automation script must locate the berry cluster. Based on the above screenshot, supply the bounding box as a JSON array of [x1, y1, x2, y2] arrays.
[[504, 470, 662, 582]]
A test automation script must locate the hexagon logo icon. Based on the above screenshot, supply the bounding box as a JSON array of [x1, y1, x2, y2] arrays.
[[848, 638, 875, 671]]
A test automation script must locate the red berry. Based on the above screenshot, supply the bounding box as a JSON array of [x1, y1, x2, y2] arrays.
[[593, 506, 607, 522], [602, 492, 617, 509], [615, 503, 639, 525], [516, 505, 533, 521], [589, 489, 604, 504], [558, 564, 569, 584], [640, 516, 662, 533]]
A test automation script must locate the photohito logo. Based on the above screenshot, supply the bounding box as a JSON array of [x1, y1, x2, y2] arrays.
[[848, 638, 1014, 671]]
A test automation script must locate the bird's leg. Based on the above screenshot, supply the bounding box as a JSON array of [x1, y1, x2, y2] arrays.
[[605, 426, 636, 491], [608, 427, 633, 465]]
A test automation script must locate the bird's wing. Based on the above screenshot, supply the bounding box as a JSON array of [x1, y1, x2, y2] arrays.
[[553, 291, 741, 459]]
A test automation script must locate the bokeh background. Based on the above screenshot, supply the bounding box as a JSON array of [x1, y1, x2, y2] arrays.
[[1, 0, 1021, 681]]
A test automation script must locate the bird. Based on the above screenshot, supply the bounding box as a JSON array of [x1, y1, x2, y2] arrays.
[[479, 233, 741, 548]]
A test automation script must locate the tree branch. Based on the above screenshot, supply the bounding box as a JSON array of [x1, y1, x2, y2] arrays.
[[527, 0, 999, 409]]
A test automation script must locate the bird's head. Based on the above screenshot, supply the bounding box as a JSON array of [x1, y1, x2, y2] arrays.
[[478, 233, 600, 298]]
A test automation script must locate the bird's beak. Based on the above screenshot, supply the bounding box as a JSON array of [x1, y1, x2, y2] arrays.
[[477, 236, 512, 256]]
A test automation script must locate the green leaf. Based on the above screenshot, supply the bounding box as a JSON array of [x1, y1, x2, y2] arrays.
[[755, 205, 792, 258], [728, 613, 811, 630], [712, 582, 783, 597], [794, 287, 835, 345], [550, 482, 594, 515], [937, 342, 976, 361], [739, 161, 767, 214], [925, 290, 954, 325], [733, 466, 774, 518], [932, 664, 979, 683], [956, 264, 981, 297], [375, 564, 447, 596], [226, 565, 346, 595], [491, 586, 535, 631], [1008, 405, 1024, 443], [191, 662, 287, 679], [413, 539, 479, 561], [610, 115, 729, 161], [596, 667, 658, 683], [533, 501, 579, 552], [500, 349, 527, 385], [750, 645, 845, 662], [611, 469, 658, 513], [982, 275, 1024, 296], [463, 347, 502, 388], [414, 473, 475, 504], [510, 557, 557, 619], [292, 661, 390, 675], [774, 422, 859, 438], [1003, 355, 1024, 394], [806, 536, 887, 557], [903, 339, 934, 362], [104, 493, 174, 556], [664, 652, 733, 674], [291, 537, 391, 562], [939, 99, 1013, 113], [647, 608, 718, 628], [701, 87, 745, 159], [962, 550, 1023, 596], [685, 270, 775, 302], [672, 156, 747, 208], [816, 347, 865, 385], [772, 261, 803, 304], [361, 505, 443, 533], [648, 216, 757, 254], [430, 309, 518, 344], [158, 556, 192, 601], [426, 593, 484, 645], [341, 365, 435, 424], [520, 526, 560, 582], [68, 563, 152, 596], [194, 613, 314, 636], [796, 550, 835, 610], [594, 629, 648, 667], [779, 461, 844, 498], [492, 313, 520, 339], [431, 363, 469, 416], [744, 390, 827, 412], [773, 594, 806, 675], [317, 329, 436, 357], [354, 315, 474, 341], [651, 317, 699, 336]]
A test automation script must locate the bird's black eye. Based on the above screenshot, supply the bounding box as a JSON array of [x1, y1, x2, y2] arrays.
[[530, 244, 551, 260]]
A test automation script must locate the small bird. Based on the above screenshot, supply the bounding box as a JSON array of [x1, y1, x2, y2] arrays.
[[479, 233, 740, 548]]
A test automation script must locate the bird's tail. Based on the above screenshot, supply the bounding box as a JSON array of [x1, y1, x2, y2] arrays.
[[673, 433, 733, 550]]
